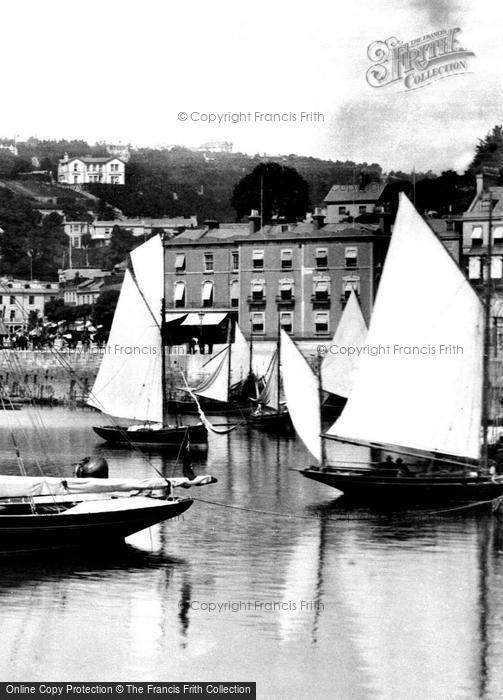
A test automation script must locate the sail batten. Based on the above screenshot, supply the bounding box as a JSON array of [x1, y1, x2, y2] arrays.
[[327, 194, 483, 461], [321, 290, 367, 398], [281, 330, 321, 462]]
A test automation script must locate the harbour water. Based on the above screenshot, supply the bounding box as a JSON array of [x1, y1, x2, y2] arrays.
[[1, 407, 503, 699]]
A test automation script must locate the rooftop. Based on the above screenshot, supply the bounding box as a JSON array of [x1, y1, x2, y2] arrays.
[[324, 182, 386, 204]]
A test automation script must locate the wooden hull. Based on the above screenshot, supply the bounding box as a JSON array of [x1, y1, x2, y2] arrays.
[[248, 411, 294, 435], [93, 424, 208, 449], [0, 497, 192, 555], [301, 468, 503, 505]]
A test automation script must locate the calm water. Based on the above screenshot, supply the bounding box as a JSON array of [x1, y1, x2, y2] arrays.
[[1, 407, 503, 698]]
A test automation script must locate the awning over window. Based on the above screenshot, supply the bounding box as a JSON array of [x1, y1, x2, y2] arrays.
[[471, 226, 483, 239], [202, 281, 213, 301], [343, 278, 359, 292], [468, 257, 480, 279], [314, 280, 329, 293], [345, 247, 357, 258], [494, 226, 503, 240], [175, 253, 185, 268], [279, 279, 293, 291], [164, 313, 189, 324], [181, 312, 228, 326], [251, 279, 265, 291], [174, 282, 185, 301], [252, 250, 264, 260]]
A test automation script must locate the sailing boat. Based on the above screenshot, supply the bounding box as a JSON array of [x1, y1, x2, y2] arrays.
[[169, 320, 258, 415], [287, 193, 503, 504], [320, 289, 367, 418], [88, 235, 207, 449], [0, 472, 217, 555], [248, 327, 293, 433]]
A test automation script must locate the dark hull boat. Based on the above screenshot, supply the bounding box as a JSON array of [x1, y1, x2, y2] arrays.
[[93, 423, 207, 449], [0, 496, 192, 555], [301, 467, 503, 505], [248, 410, 293, 434]]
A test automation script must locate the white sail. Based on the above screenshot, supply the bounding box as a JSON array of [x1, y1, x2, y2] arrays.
[[281, 330, 321, 462], [231, 323, 251, 386], [321, 290, 367, 398], [87, 235, 164, 423], [257, 349, 281, 411], [0, 474, 216, 499], [193, 349, 230, 402], [327, 193, 483, 460]]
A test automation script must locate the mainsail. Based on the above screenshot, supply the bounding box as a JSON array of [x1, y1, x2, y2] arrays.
[[327, 193, 483, 460], [87, 235, 164, 423], [193, 349, 230, 402], [193, 322, 251, 402], [257, 349, 281, 412], [321, 289, 367, 398], [281, 330, 321, 462]]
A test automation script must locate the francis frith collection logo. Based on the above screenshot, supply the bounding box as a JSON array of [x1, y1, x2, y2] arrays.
[[366, 28, 475, 90]]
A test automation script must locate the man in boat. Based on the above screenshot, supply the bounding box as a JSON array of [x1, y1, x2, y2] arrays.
[[396, 458, 411, 476], [182, 441, 197, 481]]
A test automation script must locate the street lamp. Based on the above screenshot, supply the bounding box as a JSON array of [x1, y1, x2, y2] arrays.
[[198, 310, 204, 353]]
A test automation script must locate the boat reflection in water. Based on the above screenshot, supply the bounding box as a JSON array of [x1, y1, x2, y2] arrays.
[[2, 408, 503, 696]]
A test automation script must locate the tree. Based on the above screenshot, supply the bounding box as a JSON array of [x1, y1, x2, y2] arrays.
[[231, 162, 310, 222], [470, 125, 503, 177], [103, 227, 137, 267], [93, 289, 120, 331]]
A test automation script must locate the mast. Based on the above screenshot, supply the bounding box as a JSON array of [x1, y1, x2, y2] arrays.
[[161, 296, 168, 427], [482, 190, 494, 470], [227, 316, 232, 401], [249, 317, 253, 375], [316, 355, 327, 469], [276, 317, 281, 414]]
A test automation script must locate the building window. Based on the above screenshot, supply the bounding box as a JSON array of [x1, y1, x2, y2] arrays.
[[230, 279, 239, 307], [343, 277, 360, 302], [204, 253, 214, 272], [280, 311, 293, 334], [359, 205, 367, 214], [338, 206, 347, 215], [492, 256, 503, 279], [252, 249, 264, 269], [279, 279, 293, 301], [494, 226, 503, 243], [316, 248, 328, 269], [174, 281, 186, 308], [175, 253, 186, 272], [345, 247, 358, 268], [202, 280, 214, 307], [0, 296, 2, 304], [251, 312, 265, 334], [281, 249, 293, 269], [314, 311, 329, 334], [313, 279, 330, 300], [251, 279, 265, 301], [9, 310, 15, 321], [471, 226, 483, 247], [232, 251, 239, 272], [10, 296, 15, 305], [28, 296, 35, 305], [469, 257, 481, 279]]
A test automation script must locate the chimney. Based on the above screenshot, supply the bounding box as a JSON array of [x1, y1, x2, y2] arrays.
[[248, 209, 261, 234], [312, 206, 326, 230], [204, 219, 219, 230], [476, 173, 484, 196]]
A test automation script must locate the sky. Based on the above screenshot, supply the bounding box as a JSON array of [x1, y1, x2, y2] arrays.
[[2, 0, 503, 173]]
